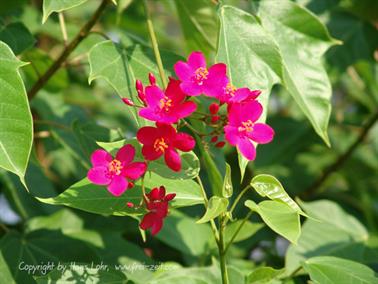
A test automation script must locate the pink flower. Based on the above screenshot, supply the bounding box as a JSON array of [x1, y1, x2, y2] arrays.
[[140, 186, 175, 235], [174, 51, 228, 98], [138, 78, 197, 123], [137, 123, 195, 172], [87, 144, 147, 196], [224, 101, 274, 160], [219, 81, 261, 104]]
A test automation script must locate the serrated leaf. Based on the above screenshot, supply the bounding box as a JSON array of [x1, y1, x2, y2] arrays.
[[245, 200, 301, 244], [88, 41, 182, 126], [216, 5, 284, 180], [250, 174, 307, 216], [302, 256, 378, 284], [222, 163, 233, 198], [0, 22, 35, 55], [42, 0, 88, 23], [256, 0, 339, 146], [0, 41, 32, 186], [197, 196, 228, 224]]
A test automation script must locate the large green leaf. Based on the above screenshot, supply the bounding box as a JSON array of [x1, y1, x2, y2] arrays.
[[225, 220, 264, 244], [0, 23, 35, 55], [285, 200, 374, 275], [245, 200, 301, 244], [250, 174, 306, 216], [302, 256, 378, 284], [88, 41, 182, 126], [0, 41, 32, 186], [42, 0, 88, 23], [216, 5, 284, 179], [256, 0, 339, 146], [197, 196, 228, 224], [174, 0, 218, 57]]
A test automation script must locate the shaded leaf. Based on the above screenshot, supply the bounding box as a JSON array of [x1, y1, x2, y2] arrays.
[[42, 0, 88, 23], [0, 22, 35, 55]]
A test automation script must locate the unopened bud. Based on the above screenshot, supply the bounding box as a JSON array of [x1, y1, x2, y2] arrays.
[[126, 202, 134, 208], [135, 80, 144, 93], [128, 182, 134, 189], [148, 73, 156, 85], [211, 136, 218, 143], [215, 141, 226, 148], [211, 115, 220, 123], [122, 98, 134, 106], [209, 103, 219, 114]]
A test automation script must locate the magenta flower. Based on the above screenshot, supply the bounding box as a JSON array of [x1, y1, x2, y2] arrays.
[[87, 144, 147, 196], [218, 81, 261, 104], [224, 101, 274, 160], [137, 123, 195, 172], [138, 78, 197, 124], [174, 51, 228, 98]]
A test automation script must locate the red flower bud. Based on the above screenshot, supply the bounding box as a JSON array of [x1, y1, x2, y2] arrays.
[[209, 103, 219, 114], [135, 79, 144, 93], [122, 98, 134, 106], [126, 202, 134, 208], [128, 182, 134, 189], [148, 73, 156, 85], [211, 115, 220, 123], [215, 141, 226, 148], [211, 136, 218, 143]]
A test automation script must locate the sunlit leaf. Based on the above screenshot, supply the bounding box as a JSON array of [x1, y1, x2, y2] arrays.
[[42, 0, 88, 23], [197, 196, 228, 224]]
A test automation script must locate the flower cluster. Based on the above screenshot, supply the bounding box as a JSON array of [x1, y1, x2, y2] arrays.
[[87, 51, 274, 235]]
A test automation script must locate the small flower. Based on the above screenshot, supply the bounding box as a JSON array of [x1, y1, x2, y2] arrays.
[[224, 101, 274, 160], [219, 81, 261, 104], [174, 51, 228, 97], [138, 78, 197, 124], [140, 186, 175, 235], [87, 144, 147, 196], [137, 123, 195, 172]]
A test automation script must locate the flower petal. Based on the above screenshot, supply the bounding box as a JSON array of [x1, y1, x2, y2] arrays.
[[237, 137, 256, 161], [138, 108, 161, 123], [158, 123, 176, 140], [173, 132, 195, 152], [242, 101, 263, 123], [204, 63, 228, 98], [116, 144, 135, 165], [137, 126, 160, 145], [224, 125, 240, 146], [107, 175, 128, 196], [180, 80, 203, 96], [249, 123, 275, 144], [176, 101, 197, 120], [123, 162, 147, 180], [164, 147, 181, 172], [145, 85, 165, 107], [140, 212, 155, 230], [142, 145, 162, 161], [188, 51, 206, 69], [174, 61, 192, 81], [166, 78, 186, 103], [87, 166, 111, 185], [151, 218, 163, 235], [90, 149, 112, 167]]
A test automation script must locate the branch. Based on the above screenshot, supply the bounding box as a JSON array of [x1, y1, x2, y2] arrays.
[[302, 109, 378, 199], [27, 0, 110, 100]]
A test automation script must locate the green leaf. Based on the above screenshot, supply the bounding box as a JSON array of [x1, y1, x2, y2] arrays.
[[36, 266, 128, 284], [197, 196, 229, 224], [216, 5, 284, 179], [285, 200, 373, 275], [222, 163, 233, 198], [302, 256, 378, 284], [250, 174, 307, 216], [0, 23, 35, 55], [42, 0, 88, 23], [225, 220, 264, 244], [0, 41, 32, 186], [157, 210, 214, 256], [256, 0, 339, 146], [88, 41, 182, 126], [245, 200, 301, 244], [247, 267, 284, 284], [174, 0, 217, 57]]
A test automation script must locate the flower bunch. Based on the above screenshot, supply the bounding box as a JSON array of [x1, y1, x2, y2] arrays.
[[87, 51, 274, 235]]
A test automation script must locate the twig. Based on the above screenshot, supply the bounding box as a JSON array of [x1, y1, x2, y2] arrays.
[[27, 0, 110, 100], [58, 12, 68, 45], [302, 109, 378, 199]]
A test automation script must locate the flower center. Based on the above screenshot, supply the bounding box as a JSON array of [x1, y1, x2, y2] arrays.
[[225, 83, 236, 97], [108, 159, 123, 175], [159, 96, 173, 112], [238, 120, 254, 133], [194, 67, 209, 85], [153, 138, 169, 153]]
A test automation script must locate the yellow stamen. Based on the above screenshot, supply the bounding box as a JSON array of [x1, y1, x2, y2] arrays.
[[154, 138, 169, 153], [238, 120, 254, 132], [194, 67, 209, 85], [108, 159, 123, 175], [225, 83, 236, 97], [159, 96, 173, 112]]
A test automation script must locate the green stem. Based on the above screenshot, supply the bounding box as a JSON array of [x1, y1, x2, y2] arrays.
[[143, 0, 168, 88], [224, 211, 252, 253], [196, 176, 219, 242], [229, 185, 251, 216], [218, 214, 229, 284]]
